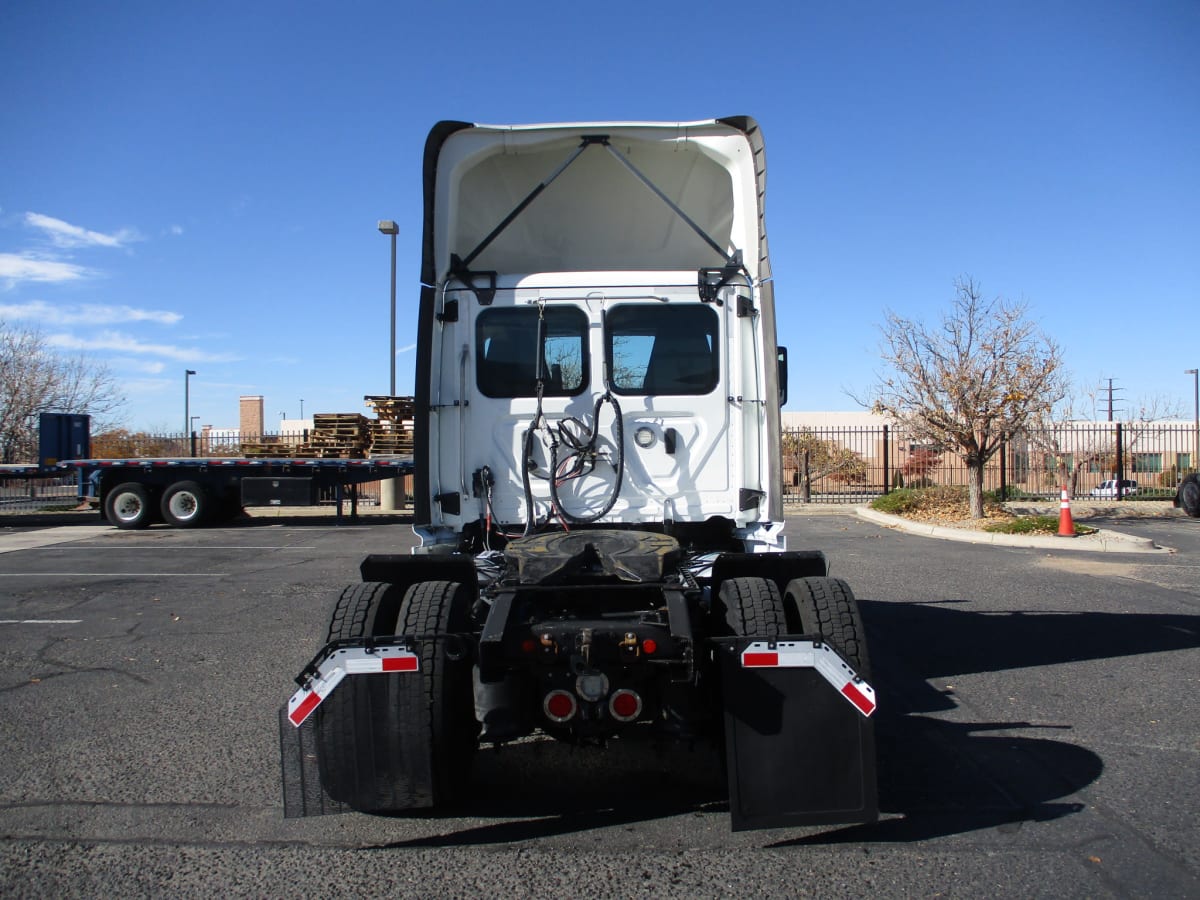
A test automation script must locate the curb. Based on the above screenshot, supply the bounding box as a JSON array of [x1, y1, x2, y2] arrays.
[[855, 507, 1172, 554]]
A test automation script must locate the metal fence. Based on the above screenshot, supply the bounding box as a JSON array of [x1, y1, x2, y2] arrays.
[[782, 423, 1198, 504], [3, 424, 1194, 515]]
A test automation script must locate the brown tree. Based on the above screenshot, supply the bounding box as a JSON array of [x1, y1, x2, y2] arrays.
[[782, 429, 867, 501], [870, 279, 1067, 518], [0, 321, 125, 463]]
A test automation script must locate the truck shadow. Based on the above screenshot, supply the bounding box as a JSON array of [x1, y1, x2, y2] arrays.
[[381, 601, 1196, 847], [776, 600, 1199, 846]]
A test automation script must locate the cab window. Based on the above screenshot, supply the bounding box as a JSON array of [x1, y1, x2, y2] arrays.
[[476, 307, 588, 398], [606, 305, 719, 395]]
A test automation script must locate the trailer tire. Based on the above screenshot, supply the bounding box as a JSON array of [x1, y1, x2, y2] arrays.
[[717, 576, 786, 637], [398, 580, 480, 805], [160, 481, 210, 528], [316, 582, 410, 811], [783, 577, 871, 678], [104, 482, 155, 530]]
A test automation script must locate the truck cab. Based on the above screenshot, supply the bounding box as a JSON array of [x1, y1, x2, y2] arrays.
[[413, 120, 784, 552], [282, 119, 876, 832]]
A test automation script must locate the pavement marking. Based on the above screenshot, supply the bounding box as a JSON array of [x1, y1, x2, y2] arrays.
[[0, 572, 228, 577], [23, 545, 317, 551], [0, 619, 83, 625]]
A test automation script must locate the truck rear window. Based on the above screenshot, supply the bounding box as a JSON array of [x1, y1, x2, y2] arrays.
[[476, 307, 589, 398], [606, 305, 720, 396]]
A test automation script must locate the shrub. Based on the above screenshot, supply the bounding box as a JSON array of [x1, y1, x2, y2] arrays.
[[983, 516, 1095, 536]]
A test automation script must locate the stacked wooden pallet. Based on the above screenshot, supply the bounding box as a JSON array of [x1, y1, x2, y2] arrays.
[[364, 395, 416, 422], [241, 440, 283, 458], [364, 395, 415, 457], [303, 413, 369, 458], [235, 399, 417, 460]]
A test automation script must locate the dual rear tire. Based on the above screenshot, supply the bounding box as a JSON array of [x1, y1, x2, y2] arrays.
[[103, 480, 213, 529], [316, 580, 478, 812], [717, 575, 870, 676]]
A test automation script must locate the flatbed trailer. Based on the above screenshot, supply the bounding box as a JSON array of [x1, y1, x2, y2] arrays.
[[2, 457, 414, 527]]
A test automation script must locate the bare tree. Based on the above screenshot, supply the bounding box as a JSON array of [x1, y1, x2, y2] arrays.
[[782, 429, 867, 502], [869, 279, 1068, 518], [0, 321, 125, 463]]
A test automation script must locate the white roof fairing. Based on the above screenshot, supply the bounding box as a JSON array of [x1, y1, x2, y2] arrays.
[[421, 118, 770, 284]]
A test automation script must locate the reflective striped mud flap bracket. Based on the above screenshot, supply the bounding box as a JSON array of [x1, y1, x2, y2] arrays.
[[278, 643, 429, 818], [715, 637, 878, 832]]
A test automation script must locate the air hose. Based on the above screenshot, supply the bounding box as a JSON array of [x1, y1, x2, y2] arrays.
[[549, 391, 624, 524]]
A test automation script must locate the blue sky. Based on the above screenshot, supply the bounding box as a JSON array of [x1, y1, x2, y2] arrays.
[[1, 1, 1197, 432]]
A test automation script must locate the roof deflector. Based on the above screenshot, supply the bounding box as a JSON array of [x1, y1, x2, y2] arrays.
[[448, 134, 746, 305]]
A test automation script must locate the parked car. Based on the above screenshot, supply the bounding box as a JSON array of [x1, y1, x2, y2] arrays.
[[1090, 479, 1138, 498]]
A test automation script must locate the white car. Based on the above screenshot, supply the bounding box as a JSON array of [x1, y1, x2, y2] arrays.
[[1090, 479, 1138, 498]]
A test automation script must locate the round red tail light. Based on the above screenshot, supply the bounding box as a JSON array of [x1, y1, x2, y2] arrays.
[[608, 689, 643, 722], [543, 690, 577, 723]]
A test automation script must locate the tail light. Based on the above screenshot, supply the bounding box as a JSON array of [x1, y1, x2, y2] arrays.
[[543, 689, 577, 723], [608, 689, 643, 722]]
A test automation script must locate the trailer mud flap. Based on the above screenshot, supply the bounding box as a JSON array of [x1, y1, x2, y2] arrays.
[[716, 637, 877, 831], [279, 644, 433, 818]]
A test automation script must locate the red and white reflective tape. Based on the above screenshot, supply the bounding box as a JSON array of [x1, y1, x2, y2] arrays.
[[741, 640, 877, 717], [286, 645, 419, 727]]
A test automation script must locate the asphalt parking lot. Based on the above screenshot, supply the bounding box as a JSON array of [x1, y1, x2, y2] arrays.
[[1, 510, 1197, 898]]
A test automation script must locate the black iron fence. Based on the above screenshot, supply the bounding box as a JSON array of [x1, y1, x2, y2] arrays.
[[783, 423, 1198, 504], [3, 424, 1194, 514]]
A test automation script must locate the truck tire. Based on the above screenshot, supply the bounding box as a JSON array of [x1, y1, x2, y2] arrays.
[[316, 582, 410, 811], [717, 576, 786, 637], [1177, 474, 1200, 517], [160, 481, 210, 528], [104, 482, 155, 530], [397, 580, 480, 805], [783, 577, 871, 678]]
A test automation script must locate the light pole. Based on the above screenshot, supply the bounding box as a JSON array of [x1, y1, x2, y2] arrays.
[[1187, 368, 1199, 473], [184, 369, 196, 437], [300, 398, 305, 420], [378, 220, 398, 396]]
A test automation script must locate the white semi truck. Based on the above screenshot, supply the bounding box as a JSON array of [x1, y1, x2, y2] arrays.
[[281, 118, 877, 831]]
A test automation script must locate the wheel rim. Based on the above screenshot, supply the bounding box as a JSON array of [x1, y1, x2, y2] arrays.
[[113, 493, 143, 522], [168, 491, 199, 521]]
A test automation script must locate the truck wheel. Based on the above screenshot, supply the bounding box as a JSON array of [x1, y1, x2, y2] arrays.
[[1178, 474, 1200, 517], [717, 576, 786, 637], [397, 580, 480, 804], [316, 582, 408, 810], [160, 481, 210, 528], [783, 577, 871, 678], [104, 482, 155, 530]]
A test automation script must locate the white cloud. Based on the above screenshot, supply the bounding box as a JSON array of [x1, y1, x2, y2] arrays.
[[24, 212, 141, 249], [397, 343, 417, 354], [0, 252, 88, 285], [168, 224, 184, 236], [46, 329, 240, 363], [0, 299, 181, 325], [111, 357, 167, 374]]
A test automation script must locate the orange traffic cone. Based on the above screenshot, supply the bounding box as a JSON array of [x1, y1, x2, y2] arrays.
[[1057, 485, 1075, 537]]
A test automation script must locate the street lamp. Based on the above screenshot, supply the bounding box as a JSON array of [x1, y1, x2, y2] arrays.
[[300, 398, 305, 419], [184, 369, 196, 436], [378, 220, 399, 396], [1187, 368, 1199, 472]]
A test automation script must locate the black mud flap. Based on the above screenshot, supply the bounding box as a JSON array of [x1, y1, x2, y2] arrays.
[[279, 644, 435, 818], [279, 707, 347, 818], [716, 637, 877, 831]]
